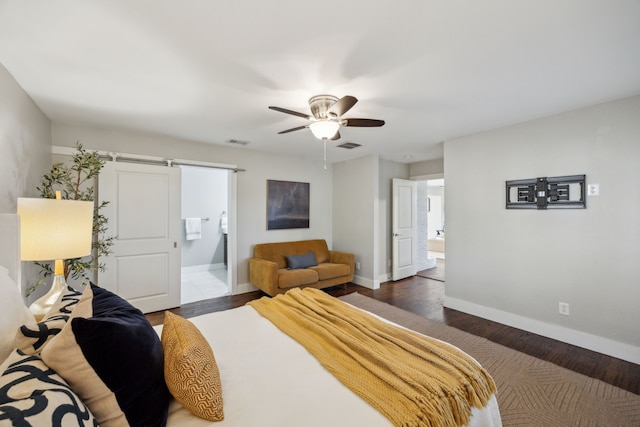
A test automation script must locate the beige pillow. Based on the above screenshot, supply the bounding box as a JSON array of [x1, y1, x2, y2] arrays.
[[162, 311, 224, 421]]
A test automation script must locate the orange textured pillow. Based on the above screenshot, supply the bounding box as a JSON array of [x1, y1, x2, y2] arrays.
[[161, 311, 224, 421]]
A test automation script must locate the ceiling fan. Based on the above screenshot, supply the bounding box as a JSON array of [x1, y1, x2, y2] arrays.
[[268, 95, 385, 141]]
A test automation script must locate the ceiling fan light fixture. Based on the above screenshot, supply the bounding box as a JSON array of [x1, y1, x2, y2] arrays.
[[309, 120, 340, 140]]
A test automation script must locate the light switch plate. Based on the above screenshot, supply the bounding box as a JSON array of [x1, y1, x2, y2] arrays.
[[587, 184, 599, 196]]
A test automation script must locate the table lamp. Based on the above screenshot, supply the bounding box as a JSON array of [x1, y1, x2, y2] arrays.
[[17, 192, 94, 320]]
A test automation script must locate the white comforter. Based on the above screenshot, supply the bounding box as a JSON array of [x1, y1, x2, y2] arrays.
[[155, 304, 502, 427]]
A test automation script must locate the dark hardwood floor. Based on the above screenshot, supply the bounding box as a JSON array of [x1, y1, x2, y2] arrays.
[[146, 275, 640, 395]]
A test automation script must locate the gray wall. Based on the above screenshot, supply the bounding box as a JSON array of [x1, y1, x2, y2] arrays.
[[333, 155, 379, 288], [444, 95, 640, 363], [0, 64, 51, 212], [410, 158, 444, 177], [0, 63, 52, 301]]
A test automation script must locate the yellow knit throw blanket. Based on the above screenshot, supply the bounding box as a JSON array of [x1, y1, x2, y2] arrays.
[[248, 288, 497, 427]]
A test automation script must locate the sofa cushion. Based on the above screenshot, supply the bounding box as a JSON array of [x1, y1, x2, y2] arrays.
[[278, 268, 319, 289], [286, 251, 318, 269], [309, 263, 352, 281]]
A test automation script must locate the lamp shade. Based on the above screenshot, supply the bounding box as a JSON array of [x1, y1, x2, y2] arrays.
[[17, 198, 94, 261], [309, 120, 340, 140]]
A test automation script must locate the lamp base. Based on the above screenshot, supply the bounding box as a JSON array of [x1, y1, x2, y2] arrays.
[[29, 274, 67, 322]]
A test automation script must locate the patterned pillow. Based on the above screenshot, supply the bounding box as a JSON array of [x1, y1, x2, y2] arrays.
[[162, 311, 224, 421], [0, 349, 97, 426], [40, 283, 170, 427], [15, 285, 83, 355]]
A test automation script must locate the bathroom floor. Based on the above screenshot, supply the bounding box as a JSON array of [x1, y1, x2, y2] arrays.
[[181, 267, 229, 304]]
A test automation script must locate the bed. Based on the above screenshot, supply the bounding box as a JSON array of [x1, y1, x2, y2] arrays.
[[0, 213, 501, 427]]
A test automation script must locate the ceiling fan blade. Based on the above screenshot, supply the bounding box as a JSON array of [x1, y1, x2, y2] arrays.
[[269, 106, 311, 119], [328, 96, 358, 118], [277, 125, 309, 134], [330, 130, 341, 140], [343, 118, 385, 127]]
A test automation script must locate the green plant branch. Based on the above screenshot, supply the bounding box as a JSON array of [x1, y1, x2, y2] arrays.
[[29, 142, 114, 296]]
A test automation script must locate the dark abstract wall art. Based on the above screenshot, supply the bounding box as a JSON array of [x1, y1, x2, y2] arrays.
[[267, 180, 310, 230]]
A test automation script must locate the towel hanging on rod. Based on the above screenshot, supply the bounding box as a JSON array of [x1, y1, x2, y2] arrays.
[[220, 211, 228, 234], [185, 218, 202, 240]]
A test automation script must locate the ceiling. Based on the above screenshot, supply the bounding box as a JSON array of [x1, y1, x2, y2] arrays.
[[1, 1, 639, 165]]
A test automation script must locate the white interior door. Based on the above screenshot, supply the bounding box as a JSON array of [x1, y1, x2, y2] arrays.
[[392, 178, 417, 281], [99, 161, 181, 313]]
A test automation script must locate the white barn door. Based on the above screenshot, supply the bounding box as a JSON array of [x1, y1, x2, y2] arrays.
[[99, 161, 181, 313], [392, 178, 417, 281]]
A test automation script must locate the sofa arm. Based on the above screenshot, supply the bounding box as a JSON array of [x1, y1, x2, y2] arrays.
[[329, 250, 355, 279], [249, 257, 280, 296]]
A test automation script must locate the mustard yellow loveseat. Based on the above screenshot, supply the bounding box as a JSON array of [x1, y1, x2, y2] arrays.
[[249, 239, 355, 296]]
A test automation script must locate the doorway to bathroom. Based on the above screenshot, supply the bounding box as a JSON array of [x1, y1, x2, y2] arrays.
[[415, 176, 445, 282], [426, 178, 445, 260], [180, 165, 231, 304], [420, 177, 445, 281]]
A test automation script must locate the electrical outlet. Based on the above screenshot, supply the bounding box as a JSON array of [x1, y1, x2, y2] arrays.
[[558, 302, 570, 316], [355, 261, 361, 270]]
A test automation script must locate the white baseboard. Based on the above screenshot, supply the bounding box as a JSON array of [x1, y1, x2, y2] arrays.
[[352, 274, 380, 289], [444, 296, 640, 365], [181, 263, 225, 274], [235, 282, 258, 295]]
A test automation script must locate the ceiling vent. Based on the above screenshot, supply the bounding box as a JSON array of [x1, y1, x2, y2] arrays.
[[225, 139, 250, 146], [336, 142, 361, 149]]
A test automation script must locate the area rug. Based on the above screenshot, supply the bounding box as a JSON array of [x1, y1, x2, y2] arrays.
[[339, 292, 640, 427], [417, 258, 445, 281]]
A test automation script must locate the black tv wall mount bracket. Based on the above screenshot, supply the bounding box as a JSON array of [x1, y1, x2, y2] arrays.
[[506, 175, 586, 209]]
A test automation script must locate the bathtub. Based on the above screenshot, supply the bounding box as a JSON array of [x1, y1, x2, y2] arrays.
[[428, 238, 445, 252]]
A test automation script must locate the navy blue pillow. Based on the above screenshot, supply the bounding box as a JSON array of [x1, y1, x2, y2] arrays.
[[286, 251, 318, 269], [75, 285, 169, 426], [41, 284, 170, 427]]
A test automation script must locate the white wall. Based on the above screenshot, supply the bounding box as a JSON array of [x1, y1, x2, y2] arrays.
[[51, 123, 334, 290], [0, 63, 52, 301], [181, 166, 228, 268], [333, 155, 379, 288], [444, 95, 640, 363]]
